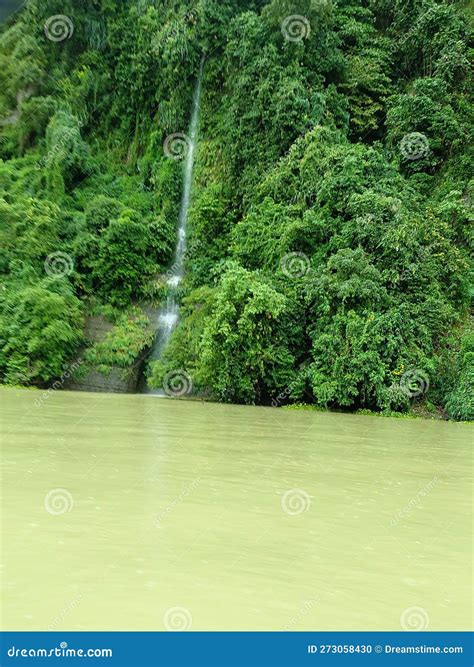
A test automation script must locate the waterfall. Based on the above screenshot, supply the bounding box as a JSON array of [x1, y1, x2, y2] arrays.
[[144, 58, 204, 391]]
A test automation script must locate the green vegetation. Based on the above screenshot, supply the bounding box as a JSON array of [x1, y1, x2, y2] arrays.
[[81, 306, 154, 376], [0, 0, 472, 419]]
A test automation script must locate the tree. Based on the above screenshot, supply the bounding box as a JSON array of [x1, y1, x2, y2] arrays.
[[0, 281, 83, 385], [92, 211, 158, 306], [196, 262, 294, 403]]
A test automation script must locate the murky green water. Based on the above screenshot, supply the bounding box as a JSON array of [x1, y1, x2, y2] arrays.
[[0, 388, 472, 631]]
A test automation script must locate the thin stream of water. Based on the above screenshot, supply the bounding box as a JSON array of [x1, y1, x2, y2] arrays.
[[144, 58, 204, 392]]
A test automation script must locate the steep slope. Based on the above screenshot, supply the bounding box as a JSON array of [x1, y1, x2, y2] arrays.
[[0, 0, 472, 418]]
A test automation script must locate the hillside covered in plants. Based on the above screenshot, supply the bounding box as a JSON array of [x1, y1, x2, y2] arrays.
[[0, 0, 472, 419]]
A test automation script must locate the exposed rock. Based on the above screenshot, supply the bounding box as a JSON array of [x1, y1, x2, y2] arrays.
[[0, 85, 37, 126], [64, 311, 153, 394]]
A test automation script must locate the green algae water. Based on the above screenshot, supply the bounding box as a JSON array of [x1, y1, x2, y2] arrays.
[[0, 388, 472, 631]]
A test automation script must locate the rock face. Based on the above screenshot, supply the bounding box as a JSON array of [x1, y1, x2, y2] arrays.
[[66, 367, 141, 393], [0, 86, 36, 126], [64, 314, 150, 394]]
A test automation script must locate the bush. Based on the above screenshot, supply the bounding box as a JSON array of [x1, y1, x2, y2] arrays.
[[83, 308, 153, 374], [444, 332, 474, 421], [0, 281, 83, 385]]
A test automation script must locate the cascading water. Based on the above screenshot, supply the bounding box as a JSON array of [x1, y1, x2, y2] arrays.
[[143, 57, 204, 393]]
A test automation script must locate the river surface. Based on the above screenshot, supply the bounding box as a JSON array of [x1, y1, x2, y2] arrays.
[[0, 388, 471, 631]]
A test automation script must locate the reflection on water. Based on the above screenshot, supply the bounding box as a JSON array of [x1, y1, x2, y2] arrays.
[[0, 388, 472, 631]]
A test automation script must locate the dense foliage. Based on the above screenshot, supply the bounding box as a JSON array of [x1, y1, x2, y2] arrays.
[[0, 0, 472, 419]]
